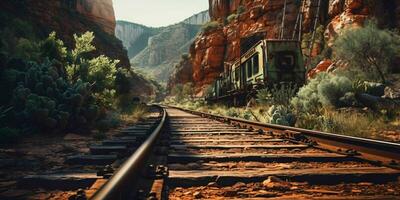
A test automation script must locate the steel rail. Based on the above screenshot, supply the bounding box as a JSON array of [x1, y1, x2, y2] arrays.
[[170, 106, 400, 165], [91, 106, 167, 200]]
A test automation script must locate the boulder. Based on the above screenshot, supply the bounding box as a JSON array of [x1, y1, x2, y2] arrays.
[[383, 86, 400, 99], [307, 59, 333, 79]]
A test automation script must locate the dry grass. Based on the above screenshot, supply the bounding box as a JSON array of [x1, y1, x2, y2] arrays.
[[166, 97, 400, 142], [119, 104, 149, 124]]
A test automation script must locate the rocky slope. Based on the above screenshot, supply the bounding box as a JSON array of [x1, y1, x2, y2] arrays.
[[0, 0, 154, 96], [169, 0, 400, 94], [116, 10, 210, 82], [115, 21, 160, 58], [133, 23, 200, 82]]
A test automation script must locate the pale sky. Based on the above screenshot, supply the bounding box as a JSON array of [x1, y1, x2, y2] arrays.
[[113, 0, 209, 27]]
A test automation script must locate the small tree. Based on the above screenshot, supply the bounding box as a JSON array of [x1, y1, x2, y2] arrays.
[[333, 21, 400, 83]]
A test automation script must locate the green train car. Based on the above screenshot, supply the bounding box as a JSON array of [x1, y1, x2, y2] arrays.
[[206, 39, 305, 105]]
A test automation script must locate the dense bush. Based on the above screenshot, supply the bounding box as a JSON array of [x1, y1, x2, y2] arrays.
[[333, 21, 400, 83], [268, 105, 296, 126], [0, 31, 120, 137], [291, 73, 354, 114], [257, 84, 298, 108]]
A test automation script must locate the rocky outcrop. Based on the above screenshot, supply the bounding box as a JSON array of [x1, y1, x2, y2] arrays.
[[170, 0, 400, 94], [183, 10, 210, 25], [168, 55, 193, 90], [76, 0, 116, 35]]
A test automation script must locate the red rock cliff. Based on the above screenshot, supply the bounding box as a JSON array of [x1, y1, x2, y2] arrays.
[[170, 0, 400, 94], [0, 0, 155, 95], [0, 0, 129, 67], [76, 0, 116, 35]]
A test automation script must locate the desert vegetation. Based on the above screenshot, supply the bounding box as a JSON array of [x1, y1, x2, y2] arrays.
[[166, 21, 400, 142], [0, 19, 148, 144]]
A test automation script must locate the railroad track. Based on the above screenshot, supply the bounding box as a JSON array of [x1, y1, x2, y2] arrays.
[[88, 106, 400, 199]]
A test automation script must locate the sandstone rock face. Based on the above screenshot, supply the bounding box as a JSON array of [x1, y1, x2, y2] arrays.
[[170, 0, 399, 93], [324, 0, 369, 46], [307, 59, 334, 79], [168, 55, 194, 90], [76, 0, 116, 35]]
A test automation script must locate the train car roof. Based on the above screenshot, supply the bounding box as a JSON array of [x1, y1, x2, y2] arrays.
[[230, 39, 301, 68]]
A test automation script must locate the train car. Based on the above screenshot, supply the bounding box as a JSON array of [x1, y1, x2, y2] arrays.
[[206, 39, 305, 105]]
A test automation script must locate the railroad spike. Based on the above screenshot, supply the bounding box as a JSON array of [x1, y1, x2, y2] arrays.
[[97, 164, 114, 178], [68, 189, 87, 200]]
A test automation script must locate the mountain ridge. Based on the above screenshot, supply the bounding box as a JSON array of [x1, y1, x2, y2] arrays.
[[115, 10, 210, 82]]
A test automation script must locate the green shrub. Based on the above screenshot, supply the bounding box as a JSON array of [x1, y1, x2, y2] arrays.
[[0, 31, 120, 134], [333, 21, 400, 83], [14, 38, 41, 61], [243, 110, 252, 120], [227, 14, 238, 23], [317, 74, 353, 107], [202, 21, 221, 32], [291, 73, 353, 114], [257, 84, 298, 107], [226, 108, 239, 117], [268, 105, 296, 126]]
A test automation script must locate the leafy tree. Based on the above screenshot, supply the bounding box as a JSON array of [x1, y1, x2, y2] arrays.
[[333, 21, 400, 83]]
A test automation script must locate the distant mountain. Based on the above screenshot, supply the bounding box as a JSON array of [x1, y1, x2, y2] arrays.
[[183, 10, 210, 25], [115, 10, 210, 83], [115, 21, 161, 58]]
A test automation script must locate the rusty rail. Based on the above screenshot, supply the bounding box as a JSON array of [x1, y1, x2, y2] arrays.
[[171, 106, 400, 166], [91, 106, 167, 200]]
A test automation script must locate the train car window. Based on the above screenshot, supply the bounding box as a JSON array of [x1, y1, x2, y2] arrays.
[[253, 54, 259, 74], [275, 51, 296, 71], [247, 60, 252, 78], [235, 68, 240, 81]]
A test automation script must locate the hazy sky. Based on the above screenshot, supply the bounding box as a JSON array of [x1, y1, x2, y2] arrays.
[[113, 0, 209, 27]]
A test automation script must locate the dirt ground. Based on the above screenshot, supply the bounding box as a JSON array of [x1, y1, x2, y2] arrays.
[[0, 113, 148, 200]]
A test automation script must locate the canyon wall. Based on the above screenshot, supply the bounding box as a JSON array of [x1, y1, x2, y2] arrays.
[[115, 21, 159, 58], [76, 0, 116, 35], [0, 0, 154, 96], [169, 0, 400, 94]]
